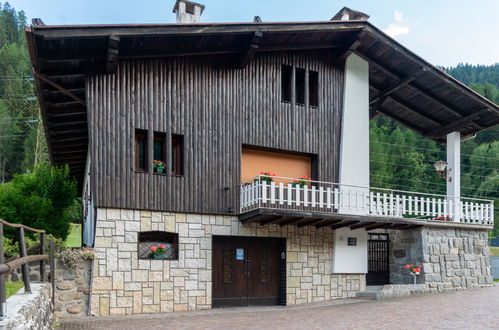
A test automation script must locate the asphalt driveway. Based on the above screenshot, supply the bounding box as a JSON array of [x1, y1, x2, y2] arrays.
[[59, 284, 499, 330]]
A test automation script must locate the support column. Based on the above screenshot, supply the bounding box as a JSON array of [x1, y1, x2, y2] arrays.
[[338, 53, 369, 215], [446, 131, 461, 222]]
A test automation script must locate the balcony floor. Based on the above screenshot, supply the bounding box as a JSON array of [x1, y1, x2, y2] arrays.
[[239, 208, 428, 230]]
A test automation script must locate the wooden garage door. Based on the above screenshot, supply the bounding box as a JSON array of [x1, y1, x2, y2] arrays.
[[212, 236, 284, 307], [241, 148, 312, 182]]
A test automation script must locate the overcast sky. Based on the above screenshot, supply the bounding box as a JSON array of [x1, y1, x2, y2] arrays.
[[8, 0, 499, 67]]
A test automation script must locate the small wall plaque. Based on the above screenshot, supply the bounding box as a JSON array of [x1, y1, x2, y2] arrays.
[[347, 237, 357, 246], [236, 248, 244, 260]]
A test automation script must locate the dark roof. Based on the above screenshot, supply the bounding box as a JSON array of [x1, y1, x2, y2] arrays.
[[25, 20, 499, 185]]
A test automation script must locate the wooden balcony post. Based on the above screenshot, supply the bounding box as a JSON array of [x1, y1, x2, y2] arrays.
[[40, 232, 46, 282], [0, 222, 5, 320], [18, 227, 31, 293], [49, 238, 55, 307]]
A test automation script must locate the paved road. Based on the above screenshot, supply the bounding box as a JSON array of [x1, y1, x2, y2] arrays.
[[60, 285, 499, 330]]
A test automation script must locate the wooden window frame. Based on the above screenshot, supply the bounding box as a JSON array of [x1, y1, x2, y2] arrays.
[[135, 129, 148, 172], [153, 132, 166, 174], [281, 64, 293, 103], [309, 70, 319, 108], [295, 68, 306, 106], [171, 134, 184, 176]]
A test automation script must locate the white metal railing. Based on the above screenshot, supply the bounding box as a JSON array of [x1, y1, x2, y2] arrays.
[[240, 176, 494, 226]]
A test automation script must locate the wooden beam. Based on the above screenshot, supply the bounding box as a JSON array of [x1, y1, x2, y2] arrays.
[[365, 223, 394, 231], [370, 84, 444, 127], [258, 41, 343, 52], [279, 217, 306, 227], [369, 73, 422, 105], [316, 219, 343, 229], [34, 73, 85, 105], [339, 31, 366, 60], [259, 215, 284, 226], [106, 35, 120, 73], [239, 31, 263, 68], [298, 218, 324, 228], [328, 220, 360, 230], [350, 222, 376, 230], [376, 107, 426, 136], [360, 52, 466, 118], [424, 109, 488, 138]]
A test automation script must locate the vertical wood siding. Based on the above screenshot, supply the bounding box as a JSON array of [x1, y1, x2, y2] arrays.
[[87, 49, 345, 215]]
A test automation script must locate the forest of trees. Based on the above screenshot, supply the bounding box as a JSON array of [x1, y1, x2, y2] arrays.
[[0, 2, 497, 234]]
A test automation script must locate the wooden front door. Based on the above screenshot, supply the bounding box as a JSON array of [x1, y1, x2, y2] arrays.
[[212, 236, 283, 307]]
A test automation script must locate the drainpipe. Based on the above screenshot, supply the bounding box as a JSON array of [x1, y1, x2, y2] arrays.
[[446, 132, 461, 222]]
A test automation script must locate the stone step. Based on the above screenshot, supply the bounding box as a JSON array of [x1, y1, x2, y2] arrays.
[[356, 291, 378, 299]]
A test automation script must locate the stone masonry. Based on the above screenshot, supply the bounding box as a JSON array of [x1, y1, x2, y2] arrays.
[[54, 259, 92, 318], [388, 227, 493, 291], [90, 208, 365, 316]]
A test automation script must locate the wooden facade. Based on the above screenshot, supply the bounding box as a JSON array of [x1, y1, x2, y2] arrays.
[[87, 50, 345, 215]]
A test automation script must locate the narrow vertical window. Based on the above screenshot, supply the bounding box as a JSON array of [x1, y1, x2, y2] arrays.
[[309, 70, 319, 107], [281, 65, 292, 103], [295, 68, 305, 105], [153, 132, 166, 174], [171, 134, 184, 175], [135, 129, 147, 171]]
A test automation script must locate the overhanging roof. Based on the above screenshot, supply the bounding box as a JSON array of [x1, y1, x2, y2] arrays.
[[25, 20, 499, 185]]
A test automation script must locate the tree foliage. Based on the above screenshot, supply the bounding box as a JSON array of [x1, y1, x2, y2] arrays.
[[0, 164, 78, 239]]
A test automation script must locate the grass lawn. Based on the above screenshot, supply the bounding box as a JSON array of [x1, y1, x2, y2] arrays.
[[6, 281, 24, 298], [491, 246, 499, 257], [66, 223, 82, 248]]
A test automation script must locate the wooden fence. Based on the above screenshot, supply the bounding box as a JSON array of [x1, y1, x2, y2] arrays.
[[0, 219, 55, 320]]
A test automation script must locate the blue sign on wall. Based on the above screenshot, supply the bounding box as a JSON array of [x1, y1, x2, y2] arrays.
[[236, 248, 244, 260]]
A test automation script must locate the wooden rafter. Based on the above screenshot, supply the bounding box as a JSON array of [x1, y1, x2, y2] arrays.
[[339, 31, 366, 60], [106, 35, 120, 73], [279, 217, 306, 227], [328, 220, 360, 230], [34, 73, 85, 105], [315, 219, 342, 229], [239, 31, 263, 68], [369, 72, 423, 105], [424, 109, 489, 138], [259, 215, 284, 226], [364, 223, 394, 231], [298, 218, 324, 228], [350, 222, 376, 230]]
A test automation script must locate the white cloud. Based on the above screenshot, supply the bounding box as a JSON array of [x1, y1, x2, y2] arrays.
[[383, 10, 410, 38], [383, 24, 410, 38]]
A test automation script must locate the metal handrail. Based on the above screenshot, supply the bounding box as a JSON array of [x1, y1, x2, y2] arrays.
[[240, 175, 494, 203]]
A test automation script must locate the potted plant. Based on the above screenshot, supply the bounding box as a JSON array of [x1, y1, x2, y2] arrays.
[[256, 172, 275, 184], [153, 160, 166, 174], [150, 244, 169, 259], [404, 263, 423, 284], [290, 175, 311, 188]]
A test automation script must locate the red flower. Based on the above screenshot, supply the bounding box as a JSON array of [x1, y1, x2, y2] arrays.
[[260, 171, 264, 174], [271, 173, 276, 177], [150, 246, 157, 252], [404, 264, 411, 269], [418, 265, 422, 268], [159, 244, 166, 249]]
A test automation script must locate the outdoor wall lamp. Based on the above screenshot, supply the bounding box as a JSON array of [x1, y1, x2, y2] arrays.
[[433, 160, 451, 182]]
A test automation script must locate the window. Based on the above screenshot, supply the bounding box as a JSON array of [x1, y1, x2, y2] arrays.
[[172, 134, 184, 175], [138, 231, 178, 260], [309, 70, 319, 107], [281, 65, 292, 103], [135, 129, 148, 171], [153, 132, 166, 173], [295, 68, 306, 105]]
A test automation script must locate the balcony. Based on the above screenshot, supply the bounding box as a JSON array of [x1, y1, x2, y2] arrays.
[[239, 176, 494, 229]]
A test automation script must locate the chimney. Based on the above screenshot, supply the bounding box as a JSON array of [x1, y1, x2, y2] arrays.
[[173, 0, 205, 23], [331, 7, 369, 21]]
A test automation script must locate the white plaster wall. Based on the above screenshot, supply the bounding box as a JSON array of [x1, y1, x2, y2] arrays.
[[332, 227, 368, 274], [338, 53, 370, 215]]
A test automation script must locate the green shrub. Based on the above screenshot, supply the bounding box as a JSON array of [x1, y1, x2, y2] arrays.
[[0, 164, 78, 240]]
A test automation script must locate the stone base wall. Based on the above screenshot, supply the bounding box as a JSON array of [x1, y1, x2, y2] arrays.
[[90, 208, 365, 316], [388, 227, 493, 291], [54, 259, 92, 318], [421, 227, 493, 291], [1, 283, 53, 330]]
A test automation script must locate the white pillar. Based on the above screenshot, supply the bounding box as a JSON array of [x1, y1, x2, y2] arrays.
[[446, 132, 461, 222], [338, 53, 369, 215]]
